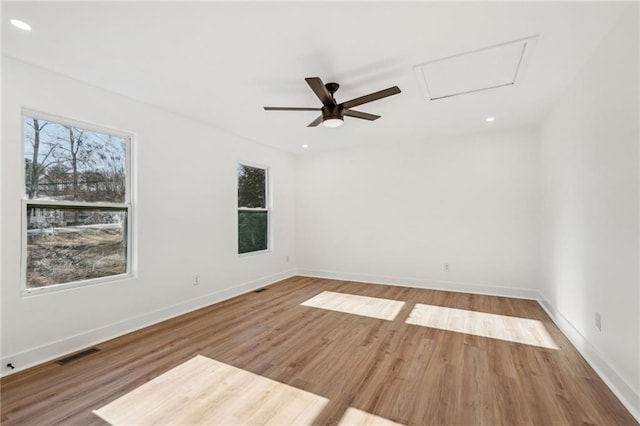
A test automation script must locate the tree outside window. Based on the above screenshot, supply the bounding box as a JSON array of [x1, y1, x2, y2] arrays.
[[238, 164, 269, 254], [23, 113, 131, 290]]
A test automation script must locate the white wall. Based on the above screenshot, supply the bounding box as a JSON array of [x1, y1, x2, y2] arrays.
[[538, 6, 639, 417], [296, 128, 540, 298], [0, 56, 297, 375]]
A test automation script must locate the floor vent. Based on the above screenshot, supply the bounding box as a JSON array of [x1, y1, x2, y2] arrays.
[[254, 288, 268, 293], [55, 347, 100, 365]]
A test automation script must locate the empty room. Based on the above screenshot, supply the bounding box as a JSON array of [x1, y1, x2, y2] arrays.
[[1, 1, 638, 425]]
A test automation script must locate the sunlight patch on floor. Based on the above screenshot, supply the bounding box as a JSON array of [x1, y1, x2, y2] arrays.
[[338, 407, 406, 426], [301, 291, 406, 320], [405, 303, 558, 349], [93, 355, 328, 425]]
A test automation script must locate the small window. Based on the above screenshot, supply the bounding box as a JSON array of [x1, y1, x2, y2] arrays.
[[238, 164, 269, 254], [23, 112, 132, 292]]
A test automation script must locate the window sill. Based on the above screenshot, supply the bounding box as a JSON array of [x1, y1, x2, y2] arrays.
[[238, 249, 271, 258], [21, 272, 134, 297]]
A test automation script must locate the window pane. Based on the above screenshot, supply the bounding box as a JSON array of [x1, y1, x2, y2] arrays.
[[238, 164, 266, 208], [26, 206, 128, 288], [24, 116, 127, 203], [238, 210, 268, 254]]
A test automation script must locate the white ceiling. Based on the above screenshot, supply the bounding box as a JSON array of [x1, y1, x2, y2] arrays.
[[1, 1, 630, 153]]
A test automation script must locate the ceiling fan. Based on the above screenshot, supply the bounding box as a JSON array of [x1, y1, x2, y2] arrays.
[[264, 77, 401, 128]]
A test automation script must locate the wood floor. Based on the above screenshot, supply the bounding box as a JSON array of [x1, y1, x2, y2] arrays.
[[94, 355, 331, 425], [1, 276, 637, 425]]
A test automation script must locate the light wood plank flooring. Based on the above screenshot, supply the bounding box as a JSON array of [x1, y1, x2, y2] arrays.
[[1, 276, 637, 425], [94, 355, 329, 425], [300, 290, 406, 320]]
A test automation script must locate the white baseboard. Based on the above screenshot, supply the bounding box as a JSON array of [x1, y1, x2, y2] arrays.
[[536, 293, 640, 423], [296, 268, 540, 300], [1, 269, 296, 378]]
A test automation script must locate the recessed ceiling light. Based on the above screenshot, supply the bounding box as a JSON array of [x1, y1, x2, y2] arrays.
[[485, 117, 495, 122], [302, 144, 309, 149], [10, 19, 31, 31]]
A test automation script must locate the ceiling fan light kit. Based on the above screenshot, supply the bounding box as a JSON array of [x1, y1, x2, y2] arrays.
[[321, 102, 344, 128], [264, 77, 401, 128], [323, 117, 343, 128]]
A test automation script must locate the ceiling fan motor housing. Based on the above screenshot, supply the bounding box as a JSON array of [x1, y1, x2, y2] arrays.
[[322, 105, 343, 121]]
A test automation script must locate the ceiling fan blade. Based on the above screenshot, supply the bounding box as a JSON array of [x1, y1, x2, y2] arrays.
[[340, 86, 401, 109], [264, 107, 321, 111], [343, 109, 380, 121], [305, 77, 337, 107], [307, 115, 324, 127]]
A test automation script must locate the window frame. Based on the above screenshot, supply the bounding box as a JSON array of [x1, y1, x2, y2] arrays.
[[237, 161, 271, 256], [20, 109, 134, 295]]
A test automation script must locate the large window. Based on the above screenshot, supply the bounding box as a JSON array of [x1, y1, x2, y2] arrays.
[[238, 163, 269, 254], [22, 112, 132, 292]]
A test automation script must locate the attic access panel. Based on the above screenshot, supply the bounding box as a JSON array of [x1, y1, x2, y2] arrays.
[[415, 36, 538, 100]]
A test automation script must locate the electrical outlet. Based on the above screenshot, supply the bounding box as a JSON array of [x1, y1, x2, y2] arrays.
[[193, 274, 199, 286], [595, 312, 602, 331], [444, 263, 450, 272], [286, 255, 290, 263]]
